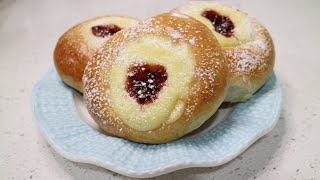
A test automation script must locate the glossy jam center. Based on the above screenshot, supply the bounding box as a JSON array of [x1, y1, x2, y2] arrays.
[[126, 64, 168, 105], [202, 10, 235, 37], [91, 24, 122, 38]]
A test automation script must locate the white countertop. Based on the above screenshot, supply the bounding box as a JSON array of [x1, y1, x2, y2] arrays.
[[1, 0, 320, 179]]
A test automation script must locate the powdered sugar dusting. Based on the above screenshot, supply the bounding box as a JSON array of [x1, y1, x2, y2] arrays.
[[83, 13, 227, 134], [173, 1, 273, 76], [226, 17, 273, 74], [189, 37, 196, 45], [166, 27, 183, 40]]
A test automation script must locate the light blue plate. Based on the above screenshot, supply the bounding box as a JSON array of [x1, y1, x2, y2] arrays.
[[32, 66, 282, 178]]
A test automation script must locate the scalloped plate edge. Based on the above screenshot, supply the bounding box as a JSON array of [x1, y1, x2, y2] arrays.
[[31, 68, 282, 178]]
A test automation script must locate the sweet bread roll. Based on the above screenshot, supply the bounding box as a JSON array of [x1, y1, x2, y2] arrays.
[[83, 13, 228, 144], [172, 2, 275, 102], [54, 16, 139, 93]]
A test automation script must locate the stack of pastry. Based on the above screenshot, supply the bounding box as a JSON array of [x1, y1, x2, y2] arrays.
[[54, 1, 274, 144]]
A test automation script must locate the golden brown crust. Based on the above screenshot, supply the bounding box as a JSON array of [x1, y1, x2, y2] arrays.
[[83, 13, 228, 144], [54, 28, 92, 92], [224, 22, 275, 102], [171, 1, 275, 102], [54, 16, 139, 93]]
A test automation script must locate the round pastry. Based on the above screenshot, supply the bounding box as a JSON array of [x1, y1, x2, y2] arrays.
[[83, 13, 228, 144], [172, 1, 275, 102], [54, 16, 139, 93]]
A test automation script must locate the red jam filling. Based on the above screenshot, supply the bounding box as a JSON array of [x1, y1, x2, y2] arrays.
[[91, 24, 122, 38], [202, 10, 235, 37], [126, 64, 168, 105]]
